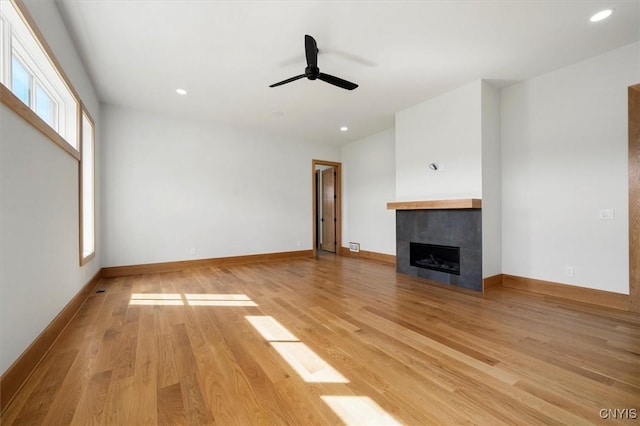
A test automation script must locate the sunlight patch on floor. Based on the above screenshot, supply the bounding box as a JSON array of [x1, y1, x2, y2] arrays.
[[129, 293, 183, 305], [185, 293, 257, 306], [321, 396, 402, 426], [246, 315, 348, 383], [129, 299, 183, 306], [187, 299, 258, 306], [128, 293, 257, 306], [131, 293, 181, 299], [184, 294, 252, 300], [271, 342, 349, 383], [245, 316, 299, 341]]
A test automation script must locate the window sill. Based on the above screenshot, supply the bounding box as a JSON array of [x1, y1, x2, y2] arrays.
[[1, 83, 80, 161]]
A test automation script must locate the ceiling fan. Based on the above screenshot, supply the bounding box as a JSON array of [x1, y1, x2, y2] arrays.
[[269, 35, 358, 91]]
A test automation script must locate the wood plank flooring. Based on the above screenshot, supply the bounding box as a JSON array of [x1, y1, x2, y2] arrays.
[[2, 254, 639, 425]]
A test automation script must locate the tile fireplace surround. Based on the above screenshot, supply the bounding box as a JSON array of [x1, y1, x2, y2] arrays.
[[387, 199, 483, 291]]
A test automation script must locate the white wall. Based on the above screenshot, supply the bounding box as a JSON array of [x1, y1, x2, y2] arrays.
[[395, 81, 482, 201], [394, 80, 502, 277], [341, 128, 396, 255], [501, 42, 639, 294], [481, 81, 502, 278], [101, 105, 340, 267], [0, 0, 100, 374]]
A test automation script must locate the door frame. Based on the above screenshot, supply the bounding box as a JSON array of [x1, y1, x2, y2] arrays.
[[312, 159, 342, 257], [629, 84, 640, 313]]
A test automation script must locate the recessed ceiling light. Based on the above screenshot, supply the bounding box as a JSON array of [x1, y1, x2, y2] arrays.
[[340, 126, 348, 132], [176, 88, 188, 95], [590, 9, 613, 22]]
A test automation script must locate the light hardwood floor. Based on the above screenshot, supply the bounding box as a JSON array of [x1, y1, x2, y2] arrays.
[[2, 255, 639, 425]]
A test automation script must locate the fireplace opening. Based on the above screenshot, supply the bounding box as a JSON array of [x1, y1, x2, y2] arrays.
[[410, 242, 460, 275]]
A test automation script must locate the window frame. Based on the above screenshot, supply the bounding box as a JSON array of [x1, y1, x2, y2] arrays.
[[79, 107, 96, 265], [11, 50, 61, 131], [0, 0, 81, 160], [11, 38, 62, 131], [0, 14, 8, 84], [34, 78, 59, 129]]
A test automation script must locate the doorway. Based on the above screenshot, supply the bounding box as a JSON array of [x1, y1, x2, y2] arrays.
[[312, 160, 342, 257]]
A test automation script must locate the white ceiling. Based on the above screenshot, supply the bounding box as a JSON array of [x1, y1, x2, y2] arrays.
[[56, 0, 639, 145]]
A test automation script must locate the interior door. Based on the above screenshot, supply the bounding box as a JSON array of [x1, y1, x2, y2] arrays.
[[321, 167, 336, 252]]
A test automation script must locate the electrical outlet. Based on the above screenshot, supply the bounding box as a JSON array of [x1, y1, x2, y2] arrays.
[[565, 266, 574, 277], [349, 242, 360, 253], [599, 209, 615, 220], [189, 247, 196, 256]]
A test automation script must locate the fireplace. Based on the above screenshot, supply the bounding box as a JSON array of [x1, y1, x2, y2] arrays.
[[394, 207, 483, 291], [410, 242, 460, 275]]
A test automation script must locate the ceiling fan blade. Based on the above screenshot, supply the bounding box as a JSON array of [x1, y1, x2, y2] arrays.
[[269, 74, 306, 88], [305, 34, 318, 67], [318, 73, 358, 90]]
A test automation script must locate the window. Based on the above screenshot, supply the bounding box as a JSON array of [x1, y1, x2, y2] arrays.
[[0, 0, 78, 151], [10, 53, 29, 104], [11, 52, 59, 130], [1, 0, 96, 265], [35, 80, 57, 127], [0, 15, 5, 83], [80, 110, 95, 264]]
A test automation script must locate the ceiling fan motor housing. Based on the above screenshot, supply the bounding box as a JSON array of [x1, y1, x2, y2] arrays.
[[305, 65, 320, 80]]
